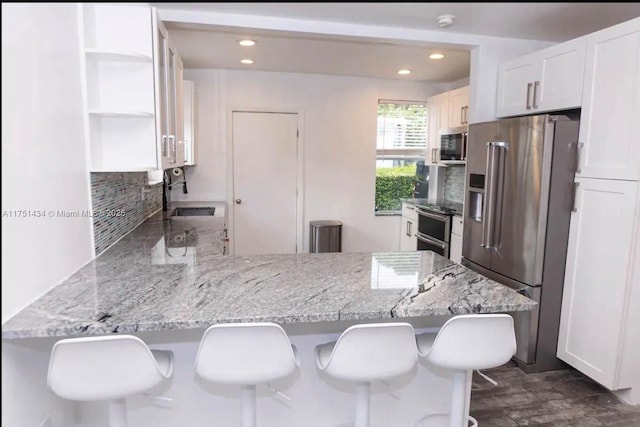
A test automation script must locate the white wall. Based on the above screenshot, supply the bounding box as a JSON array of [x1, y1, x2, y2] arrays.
[[1, 5, 94, 320], [171, 70, 448, 252], [2, 5, 95, 426]]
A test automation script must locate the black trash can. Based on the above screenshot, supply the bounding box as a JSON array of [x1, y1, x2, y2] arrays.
[[309, 220, 343, 253]]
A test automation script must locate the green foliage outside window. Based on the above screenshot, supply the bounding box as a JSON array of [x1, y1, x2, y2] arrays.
[[375, 164, 415, 212]]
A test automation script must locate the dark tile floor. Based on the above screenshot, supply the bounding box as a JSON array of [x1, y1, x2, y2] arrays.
[[469, 362, 640, 426]]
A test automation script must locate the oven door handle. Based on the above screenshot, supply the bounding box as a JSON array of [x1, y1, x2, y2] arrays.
[[416, 209, 448, 222], [416, 232, 448, 249]]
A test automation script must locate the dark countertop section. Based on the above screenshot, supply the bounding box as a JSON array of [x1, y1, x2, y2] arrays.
[[401, 199, 464, 216]]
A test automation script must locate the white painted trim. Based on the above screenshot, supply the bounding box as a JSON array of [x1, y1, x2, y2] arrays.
[[226, 107, 305, 255], [77, 4, 97, 257]]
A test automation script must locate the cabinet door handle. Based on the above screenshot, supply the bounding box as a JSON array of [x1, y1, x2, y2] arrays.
[[572, 182, 580, 212], [406, 220, 412, 237], [168, 135, 176, 164], [533, 81, 540, 109], [162, 135, 168, 157], [526, 83, 533, 110], [460, 106, 464, 125], [575, 142, 584, 174], [464, 106, 468, 124]]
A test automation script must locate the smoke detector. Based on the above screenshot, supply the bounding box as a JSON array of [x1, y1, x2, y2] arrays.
[[437, 14, 455, 28]]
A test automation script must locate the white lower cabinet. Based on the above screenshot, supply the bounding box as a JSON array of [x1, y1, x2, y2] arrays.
[[399, 202, 418, 251], [450, 233, 462, 264], [557, 178, 639, 390], [450, 215, 463, 263]]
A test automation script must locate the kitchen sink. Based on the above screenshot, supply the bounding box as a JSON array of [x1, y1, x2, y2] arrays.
[[172, 207, 216, 217]]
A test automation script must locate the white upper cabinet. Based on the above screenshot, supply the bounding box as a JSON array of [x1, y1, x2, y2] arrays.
[[183, 80, 197, 166], [79, 4, 184, 172], [497, 37, 586, 118], [448, 86, 470, 127], [426, 91, 452, 166], [426, 86, 469, 166], [154, 15, 184, 171], [558, 178, 639, 390], [426, 92, 445, 166], [577, 18, 640, 181], [79, 4, 157, 171]]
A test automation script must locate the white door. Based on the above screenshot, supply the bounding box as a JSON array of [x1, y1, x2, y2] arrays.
[[557, 178, 638, 389], [232, 111, 299, 255], [577, 18, 640, 181]]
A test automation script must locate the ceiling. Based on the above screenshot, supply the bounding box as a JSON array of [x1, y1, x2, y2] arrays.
[[167, 26, 471, 82], [157, 3, 640, 83], [155, 3, 640, 42]]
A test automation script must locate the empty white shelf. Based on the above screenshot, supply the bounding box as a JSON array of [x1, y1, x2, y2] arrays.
[[84, 48, 152, 62]]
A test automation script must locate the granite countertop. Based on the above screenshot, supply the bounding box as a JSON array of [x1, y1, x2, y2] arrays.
[[2, 214, 535, 340], [402, 198, 464, 215]]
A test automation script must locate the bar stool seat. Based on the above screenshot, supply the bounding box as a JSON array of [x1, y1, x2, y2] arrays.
[[47, 335, 174, 427], [194, 322, 299, 427], [415, 314, 516, 427], [315, 323, 418, 427]]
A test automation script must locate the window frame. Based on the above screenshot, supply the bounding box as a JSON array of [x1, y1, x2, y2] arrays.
[[375, 99, 428, 216]]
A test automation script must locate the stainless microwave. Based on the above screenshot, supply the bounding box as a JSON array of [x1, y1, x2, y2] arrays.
[[439, 126, 468, 162]]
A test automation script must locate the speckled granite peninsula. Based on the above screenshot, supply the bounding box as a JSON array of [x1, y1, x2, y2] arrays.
[[1, 212, 536, 339]]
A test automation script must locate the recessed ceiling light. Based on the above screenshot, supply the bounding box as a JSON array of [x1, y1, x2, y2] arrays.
[[429, 53, 445, 60], [240, 59, 254, 64], [397, 69, 411, 75], [238, 39, 256, 47]]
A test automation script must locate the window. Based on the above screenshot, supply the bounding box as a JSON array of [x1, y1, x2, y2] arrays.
[[375, 101, 429, 214]]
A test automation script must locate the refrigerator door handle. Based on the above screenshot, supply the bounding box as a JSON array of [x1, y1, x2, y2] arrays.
[[482, 141, 508, 249], [481, 142, 497, 248]]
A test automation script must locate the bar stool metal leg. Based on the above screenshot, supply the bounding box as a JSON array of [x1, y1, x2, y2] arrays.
[[241, 385, 257, 427], [449, 371, 467, 427], [355, 382, 371, 427], [108, 399, 128, 427]]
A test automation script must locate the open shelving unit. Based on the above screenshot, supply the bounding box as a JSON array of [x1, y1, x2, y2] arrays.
[[78, 4, 160, 172]]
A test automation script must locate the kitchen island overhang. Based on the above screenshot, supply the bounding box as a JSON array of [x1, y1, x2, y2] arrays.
[[2, 250, 535, 339], [2, 214, 536, 427]]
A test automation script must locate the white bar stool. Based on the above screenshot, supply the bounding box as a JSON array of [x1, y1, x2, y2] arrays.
[[315, 323, 418, 427], [415, 314, 516, 427], [47, 335, 174, 427], [194, 322, 299, 427]]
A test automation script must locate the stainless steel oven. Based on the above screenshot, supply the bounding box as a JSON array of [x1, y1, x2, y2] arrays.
[[416, 208, 451, 257]]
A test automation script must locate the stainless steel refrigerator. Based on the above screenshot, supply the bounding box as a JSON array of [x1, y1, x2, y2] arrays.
[[462, 112, 580, 373]]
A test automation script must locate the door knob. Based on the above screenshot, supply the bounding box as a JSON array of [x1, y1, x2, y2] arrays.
[[235, 199, 242, 204]]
